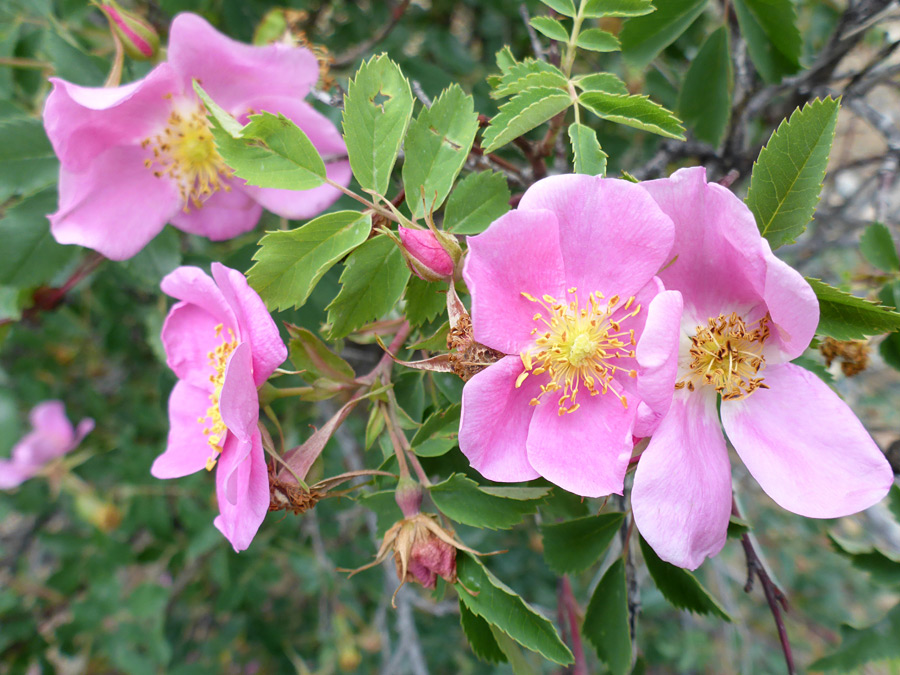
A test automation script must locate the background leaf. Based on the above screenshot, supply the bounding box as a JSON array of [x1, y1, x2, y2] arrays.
[[619, 0, 708, 67], [459, 601, 507, 664], [584, 0, 655, 17], [678, 26, 733, 146], [444, 171, 511, 234], [806, 277, 900, 339], [859, 222, 900, 272], [540, 512, 624, 573], [809, 604, 900, 672], [429, 474, 548, 530], [733, 0, 802, 83], [583, 558, 632, 675]]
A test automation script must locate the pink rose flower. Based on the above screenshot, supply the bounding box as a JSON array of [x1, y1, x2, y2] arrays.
[[43, 13, 351, 260], [631, 166, 894, 569], [150, 263, 287, 551], [458, 175, 679, 497], [0, 401, 94, 489]]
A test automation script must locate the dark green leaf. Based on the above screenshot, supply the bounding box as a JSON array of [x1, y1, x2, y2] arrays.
[[0, 114, 58, 201], [678, 26, 733, 147], [403, 85, 479, 218], [726, 515, 751, 538], [482, 87, 572, 153], [530, 16, 569, 42], [489, 626, 543, 674], [576, 28, 621, 52], [287, 325, 355, 383], [890, 484, 900, 524], [747, 97, 840, 249], [584, 0, 656, 17], [568, 123, 608, 175], [619, 0, 708, 67], [583, 558, 632, 675], [123, 226, 182, 287], [579, 91, 686, 140], [639, 537, 731, 620], [860, 222, 900, 272], [828, 533, 900, 588], [733, 0, 801, 83], [404, 276, 446, 327], [456, 554, 574, 665], [540, 512, 624, 573], [248, 211, 372, 311], [806, 277, 900, 339], [809, 603, 900, 671], [879, 332, 900, 372], [430, 474, 548, 530], [326, 235, 411, 339], [459, 601, 507, 664], [573, 72, 629, 95], [444, 171, 511, 234]]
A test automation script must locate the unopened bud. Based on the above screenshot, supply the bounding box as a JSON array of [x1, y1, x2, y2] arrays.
[[398, 227, 455, 282], [394, 476, 423, 518], [97, 1, 160, 60], [74, 491, 122, 532]]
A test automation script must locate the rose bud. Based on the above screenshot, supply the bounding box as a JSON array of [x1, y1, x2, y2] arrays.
[[398, 227, 456, 282], [96, 0, 160, 60]]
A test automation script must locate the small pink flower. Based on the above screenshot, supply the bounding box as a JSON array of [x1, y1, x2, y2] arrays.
[[43, 13, 351, 260], [0, 401, 93, 489], [631, 167, 894, 569], [151, 263, 287, 551], [398, 227, 455, 281], [458, 175, 678, 497]]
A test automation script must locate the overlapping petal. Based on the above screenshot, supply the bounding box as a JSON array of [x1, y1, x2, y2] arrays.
[[151, 380, 215, 479], [214, 432, 269, 552]]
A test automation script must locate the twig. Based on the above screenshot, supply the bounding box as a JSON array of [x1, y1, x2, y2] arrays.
[[519, 4, 545, 61], [411, 80, 432, 108], [331, 0, 412, 67]]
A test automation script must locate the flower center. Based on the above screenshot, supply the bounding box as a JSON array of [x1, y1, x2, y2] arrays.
[[142, 104, 232, 211], [197, 323, 238, 470], [676, 313, 770, 401], [516, 288, 640, 415]]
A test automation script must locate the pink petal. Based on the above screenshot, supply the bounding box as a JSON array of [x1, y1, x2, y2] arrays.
[[160, 266, 237, 330], [518, 175, 674, 300], [0, 461, 31, 489], [213, 431, 269, 552], [721, 363, 893, 518], [632, 390, 732, 570], [635, 289, 684, 431], [169, 179, 262, 240], [29, 401, 74, 447], [160, 301, 224, 387], [167, 13, 319, 112], [211, 263, 287, 385], [458, 356, 541, 482], [50, 145, 181, 260], [759, 240, 819, 363], [72, 419, 95, 448], [463, 209, 566, 354], [219, 342, 259, 443], [42, 64, 182, 171], [151, 380, 215, 479], [525, 384, 634, 497]]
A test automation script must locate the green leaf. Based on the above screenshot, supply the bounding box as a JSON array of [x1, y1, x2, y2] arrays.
[[0, 114, 58, 201], [579, 91, 686, 140], [540, 512, 624, 573], [733, 0, 801, 83], [482, 87, 573, 153], [568, 123, 608, 175], [678, 26, 733, 147], [489, 626, 543, 675], [342, 54, 414, 196], [123, 226, 182, 288], [411, 403, 460, 457], [287, 325, 355, 383], [828, 533, 900, 588], [890, 483, 900, 524], [248, 211, 372, 311], [492, 59, 569, 99], [619, 0, 708, 67], [404, 276, 446, 327], [583, 558, 632, 675], [430, 474, 548, 530], [194, 81, 244, 137], [239, 112, 327, 188], [726, 514, 751, 539], [444, 171, 511, 234], [584, 0, 656, 17], [530, 16, 570, 42], [747, 97, 840, 249], [459, 601, 507, 664], [809, 603, 900, 672], [639, 537, 731, 620], [576, 28, 621, 52], [0, 189, 76, 288], [860, 222, 900, 272], [573, 72, 629, 95], [880, 331, 900, 372], [456, 554, 574, 665], [541, 0, 577, 17], [402, 85, 479, 218], [806, 277, 900, 339], [326, 235, 411, 339]]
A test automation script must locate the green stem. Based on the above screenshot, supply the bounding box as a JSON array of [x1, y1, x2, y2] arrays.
[[325, 177, 398, 222], [562, 0, 587, 77]]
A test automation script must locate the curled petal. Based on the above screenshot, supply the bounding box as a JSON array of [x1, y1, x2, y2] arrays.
[[214, 431, 269, 552], [160, 266, 236, 330], [635, 289, 684, 432], [219, 342, 259, 443]]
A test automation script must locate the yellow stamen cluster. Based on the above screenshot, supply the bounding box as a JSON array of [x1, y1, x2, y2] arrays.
[[197, 324, 238, 471], [142, 104, 232, 211], [516, 288, 640, 415], [676, 313, 770, 401]]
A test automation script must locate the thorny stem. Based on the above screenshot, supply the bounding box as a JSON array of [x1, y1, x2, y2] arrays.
[[733, 499, 794, 675]]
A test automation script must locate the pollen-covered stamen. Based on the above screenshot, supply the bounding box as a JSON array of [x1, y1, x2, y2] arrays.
[[517, 287, 640, 415], [143, 103, 233, 211], [676, 313, 770, 401], [197, 323, 238, 471]]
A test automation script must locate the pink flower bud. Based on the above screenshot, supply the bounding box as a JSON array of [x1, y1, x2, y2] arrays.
[[398, 227, 455, 282], [97, 0, 160, 60]]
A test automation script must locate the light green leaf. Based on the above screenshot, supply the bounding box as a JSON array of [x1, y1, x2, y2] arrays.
[[444, 171, 511, 234], [326, 235, 411, 339], [456, 554, 574, 665], [194, 81, 243, 137], [860, 222, 900, 272], [809, 603, 900, 672], [639, 537, 731, 620], [576, 28, 621, 52], [530, 16, 570, 42], [678, 26, 733, 147], [540, 512, 624, 573], [579, 91, 686, 140], [242, 112, 327, 189], [573, 72, 629, 95], [402, 85, 479, 218], [495, 45, 517, 72], [747, 97, 840, 249], [342, 54, 414, 195], [733, 0, 801, 83], [492, 67, 570, 99], [459, 601, 507, 664], [410, 403, 460, 457], [583, 558, 632, 675], [287, 325, 355, 383], [489, 626, 543, 675], [482, 87, 572, 153], [248, 211, 372, 311], [541, 0, 577, 16], [430, 474, 548, 530], [568, 123, 608, 175], [584, 0, 656, 17], [807, 278, 900, 339], [619, 0, 708, 67]]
